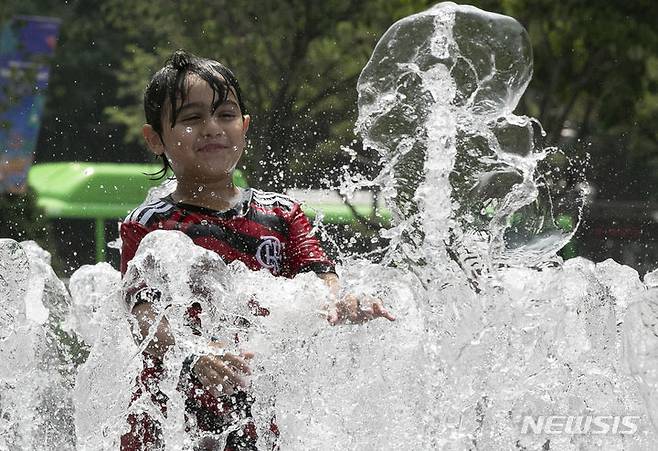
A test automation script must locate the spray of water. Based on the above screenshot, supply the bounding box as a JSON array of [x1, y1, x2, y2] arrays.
[[354, 2, 586, 274], [1, 2, 657, 450]]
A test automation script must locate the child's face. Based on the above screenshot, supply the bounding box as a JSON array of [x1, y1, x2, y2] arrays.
[[144, 73, 250, 183]]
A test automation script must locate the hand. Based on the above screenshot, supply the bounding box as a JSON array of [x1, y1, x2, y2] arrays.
[[192, 341, 254, 398], [327, 293, 396, 326]]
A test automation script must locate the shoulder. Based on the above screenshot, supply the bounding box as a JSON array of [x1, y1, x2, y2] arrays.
[[123, 197, 176, 226], [249, 189, 299, 213]]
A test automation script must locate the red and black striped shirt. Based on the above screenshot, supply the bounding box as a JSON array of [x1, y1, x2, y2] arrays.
[[120, 188, 335, 280]]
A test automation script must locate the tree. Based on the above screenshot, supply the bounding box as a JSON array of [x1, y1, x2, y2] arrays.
[[499, 0, 658, 200], [103, 0, 658, 199]]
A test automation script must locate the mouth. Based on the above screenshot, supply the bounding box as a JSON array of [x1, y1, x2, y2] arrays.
[[197, 142, 231, 152]]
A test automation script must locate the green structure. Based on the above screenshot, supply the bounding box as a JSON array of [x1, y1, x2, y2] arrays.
[[28, 162, 171, 261], [27, 162, 390, 262]]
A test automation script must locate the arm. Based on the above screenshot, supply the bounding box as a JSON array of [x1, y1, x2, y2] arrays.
[[130, 298, 252, 397], [121, 223, 251, 397], [281, 203, 395, 325], [131, 300, 175, 360], [121, 223, 176, 360]]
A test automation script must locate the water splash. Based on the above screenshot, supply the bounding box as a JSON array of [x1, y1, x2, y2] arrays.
[[0, 3, 656, 450], [354, 2, 586, 272], [0, 240, 82, 449]]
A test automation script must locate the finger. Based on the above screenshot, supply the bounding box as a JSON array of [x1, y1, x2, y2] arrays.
[[241, 350, 255, 360], [344, 296, 364, 323], [194, 358, 221, 384], [372, 302, 396, 321], [327, 305, 340, 325], [223, 353, 252, 375], [216, 360, 248, 388], [350, 301, 395, 323], [204, 356, 248, 389]]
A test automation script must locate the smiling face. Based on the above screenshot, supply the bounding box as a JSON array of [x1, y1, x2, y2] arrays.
[[143, 73, 250, 184]]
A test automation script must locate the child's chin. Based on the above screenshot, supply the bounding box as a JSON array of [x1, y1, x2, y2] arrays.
[[197, 164, 237, 178]]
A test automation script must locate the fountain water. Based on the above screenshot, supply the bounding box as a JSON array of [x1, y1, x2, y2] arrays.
[[1, 2, 656, 450]]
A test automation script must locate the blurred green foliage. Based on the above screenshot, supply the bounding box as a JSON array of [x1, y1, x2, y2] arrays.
[[501, 0, 658, 200], [4, 0, 656, 197]]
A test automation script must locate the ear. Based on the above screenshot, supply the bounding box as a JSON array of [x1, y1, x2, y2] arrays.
[[143, 124, 165, 156], [242, 115, 251, 135]]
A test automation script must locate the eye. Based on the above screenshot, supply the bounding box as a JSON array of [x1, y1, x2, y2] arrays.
[[180, 115, 201, 123], [218, 111, 237, 118]]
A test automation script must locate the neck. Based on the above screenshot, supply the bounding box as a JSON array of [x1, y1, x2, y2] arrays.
[[173, 174, 242, 211]]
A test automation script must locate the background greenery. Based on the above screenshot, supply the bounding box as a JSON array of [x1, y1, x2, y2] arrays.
[[2, 0, 658, 273]]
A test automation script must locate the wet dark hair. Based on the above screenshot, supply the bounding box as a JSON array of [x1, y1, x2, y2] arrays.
[[143, 49, 247, 179]]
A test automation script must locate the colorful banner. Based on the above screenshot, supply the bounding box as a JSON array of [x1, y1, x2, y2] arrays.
[[0, 16, 60, 193]]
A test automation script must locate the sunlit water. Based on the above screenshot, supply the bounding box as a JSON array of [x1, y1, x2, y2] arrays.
[[2, 2, 658, 450]]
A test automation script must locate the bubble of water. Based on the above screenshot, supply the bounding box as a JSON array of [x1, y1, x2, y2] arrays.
[[356, 1, 586, 268], [644, 268, 658, 288], [624, 284, 658, 435], [120, 231, 430, 449]]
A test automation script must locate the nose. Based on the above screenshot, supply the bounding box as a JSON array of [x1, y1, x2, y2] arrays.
[[201, 116, 225, 137]]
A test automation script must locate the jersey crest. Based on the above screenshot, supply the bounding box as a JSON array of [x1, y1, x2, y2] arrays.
[[256, 235, 282, 275]]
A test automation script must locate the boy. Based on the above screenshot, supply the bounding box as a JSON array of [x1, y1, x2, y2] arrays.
[[119, 50, 394, 450]]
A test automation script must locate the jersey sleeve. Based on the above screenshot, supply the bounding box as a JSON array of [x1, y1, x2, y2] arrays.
[[120, 221, 150, 275], [120, 220, 162, 311], [283, 203, 336, 277]]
